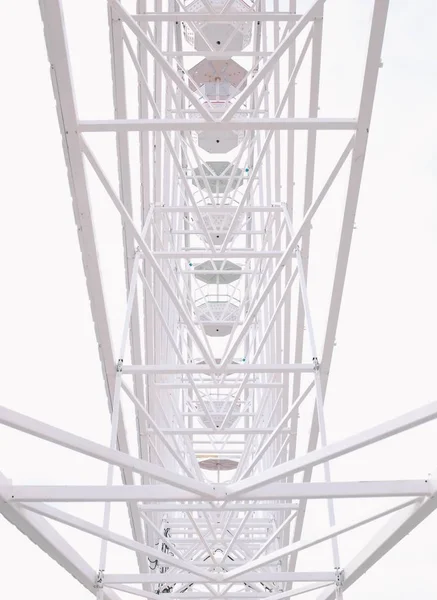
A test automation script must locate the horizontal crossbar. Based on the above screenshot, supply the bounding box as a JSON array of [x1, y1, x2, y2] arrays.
[[79, 118, 358, 132]]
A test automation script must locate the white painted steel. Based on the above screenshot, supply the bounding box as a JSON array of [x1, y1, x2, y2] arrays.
[[2, 2, 435, 599], [79, 118, 357, 132]]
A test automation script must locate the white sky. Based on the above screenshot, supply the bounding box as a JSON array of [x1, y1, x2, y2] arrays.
[[1, 1, 437, 599]]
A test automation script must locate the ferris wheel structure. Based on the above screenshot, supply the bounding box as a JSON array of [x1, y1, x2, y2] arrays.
[[1, 1, 437, 600]]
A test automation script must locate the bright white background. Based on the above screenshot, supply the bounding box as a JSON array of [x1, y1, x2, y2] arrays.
[[0, 1, 436, 598]]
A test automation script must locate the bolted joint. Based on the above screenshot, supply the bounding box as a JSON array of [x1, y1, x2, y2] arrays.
[[335, 568, 344, 589], [94, 569, 104, 589], [116, 359, 123, 373], [312, 357, 320, 372], [426, 476, 437, 496]]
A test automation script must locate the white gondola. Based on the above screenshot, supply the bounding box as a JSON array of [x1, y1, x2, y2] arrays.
[[182, 0, 253, 51], [194, 260, 242, 336], [196, 295, 239, 337], [195, 204, 243, 245], [188, 58, 248, 153], [188, 59, 247, 99], [193, 102, 246, 153], [192, 162, 244, 194], [194, 259, 242, 283]]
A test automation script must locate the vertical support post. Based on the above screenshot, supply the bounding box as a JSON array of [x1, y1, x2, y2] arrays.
[[97, 254, 141, 593], [295, 247, 341, 570]]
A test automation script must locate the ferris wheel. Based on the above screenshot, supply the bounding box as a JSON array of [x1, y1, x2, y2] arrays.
[[1, 1, 437, 600]]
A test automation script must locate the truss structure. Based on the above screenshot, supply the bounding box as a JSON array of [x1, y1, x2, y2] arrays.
[[2, 1, 437, 599]]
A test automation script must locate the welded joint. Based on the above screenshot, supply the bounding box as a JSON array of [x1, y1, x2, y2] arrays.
[[116, 359, 124, 373], [312, 357, 320, 372], [94, 569, 104, 589]]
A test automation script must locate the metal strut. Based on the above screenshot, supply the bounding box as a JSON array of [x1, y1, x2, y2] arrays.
[[4, 4, 434, 600]]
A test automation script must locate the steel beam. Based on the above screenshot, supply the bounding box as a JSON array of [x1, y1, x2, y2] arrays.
[[132, 13, 303, 22], [4, 481, 430, 503], [19, 501, 216, 580], [0, 473, 121, 600], [228, 401, 437, 495], [0, 404, 216, 497], [122, 363, 313, 374], [5, 2, 425, 597], [289, 1, 392, 574], [317, 493, 437, 599], [220, 500, 417, 580], [79, 118, 357, 132], [37, 0, 148, 575], [104, 572, 335, 584]]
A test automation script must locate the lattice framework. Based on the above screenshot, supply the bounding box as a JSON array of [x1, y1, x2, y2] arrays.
[[2, 2, 437, 600]]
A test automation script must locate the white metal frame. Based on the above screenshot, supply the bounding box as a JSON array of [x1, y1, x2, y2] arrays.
[[2, 1, 436, 599]]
